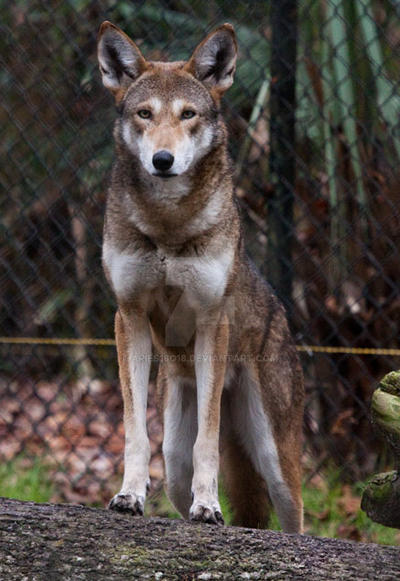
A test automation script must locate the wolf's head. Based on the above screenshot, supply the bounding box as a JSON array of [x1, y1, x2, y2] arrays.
[[97, 22, 237, 180]]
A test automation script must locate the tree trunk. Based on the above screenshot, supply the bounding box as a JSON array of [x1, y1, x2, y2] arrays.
[[371, 371, 400, 460], [0, 498, 399, 580], [361, 370, 400, 528], [361, 471, 400, 529]]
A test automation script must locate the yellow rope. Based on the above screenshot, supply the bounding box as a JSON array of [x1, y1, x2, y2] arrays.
[[296, 345, 400, 356], [0, 337, 116, 346], [0, 337, 400, 356]]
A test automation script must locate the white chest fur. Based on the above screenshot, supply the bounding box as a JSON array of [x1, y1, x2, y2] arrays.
[[165, 249, 234, 308], [103, 241, 234, 309]]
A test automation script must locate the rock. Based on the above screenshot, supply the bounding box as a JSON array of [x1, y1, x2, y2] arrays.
[[0, 497, 399, 580]]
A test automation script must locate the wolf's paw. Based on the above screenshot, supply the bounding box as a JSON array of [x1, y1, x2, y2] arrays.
[[108, 493, 145, 516], [189, 502, 224, 525]]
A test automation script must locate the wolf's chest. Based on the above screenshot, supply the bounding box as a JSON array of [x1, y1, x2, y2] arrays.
[[102, 242, 233, 309]]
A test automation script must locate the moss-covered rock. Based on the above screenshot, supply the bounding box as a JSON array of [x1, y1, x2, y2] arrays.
[[361, 471, 400, 528], [379, 370, 400, 396], [371, 388, 400, 456]]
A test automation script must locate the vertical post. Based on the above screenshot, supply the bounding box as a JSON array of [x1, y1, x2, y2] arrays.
[[267, 0, 297, 315]]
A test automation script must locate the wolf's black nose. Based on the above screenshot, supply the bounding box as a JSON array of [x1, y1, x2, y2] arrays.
[[152, 150, 174, 172]]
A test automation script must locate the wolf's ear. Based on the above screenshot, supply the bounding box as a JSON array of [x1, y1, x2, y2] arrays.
[[97, 22, 146, 98], [186, 24, 237, 97]]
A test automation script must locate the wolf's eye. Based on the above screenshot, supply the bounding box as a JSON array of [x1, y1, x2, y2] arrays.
[[181, 110, 196, 120], [137, 109, 152, 119]]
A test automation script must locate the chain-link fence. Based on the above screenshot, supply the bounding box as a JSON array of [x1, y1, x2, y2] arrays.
[[1, 0, 400, 511]]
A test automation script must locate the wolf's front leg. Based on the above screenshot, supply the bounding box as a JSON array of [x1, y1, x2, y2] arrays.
[[190, 312, 229, 525], [109, 309, 152, 515]]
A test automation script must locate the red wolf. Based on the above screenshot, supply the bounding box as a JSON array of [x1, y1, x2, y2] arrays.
[[97, 21, 304, 532]]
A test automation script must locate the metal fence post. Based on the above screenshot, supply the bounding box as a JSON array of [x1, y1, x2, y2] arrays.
[[267, 0, 297, 315]]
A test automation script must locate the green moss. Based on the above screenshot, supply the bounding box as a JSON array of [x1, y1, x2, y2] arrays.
[[379, 370, 400, 396], [372, 389, 400, 437], [365, 472, 397, 503]]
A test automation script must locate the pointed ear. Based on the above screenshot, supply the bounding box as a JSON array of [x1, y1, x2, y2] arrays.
[[185, 24, 237, 97], [97, 21, 147, 98]]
